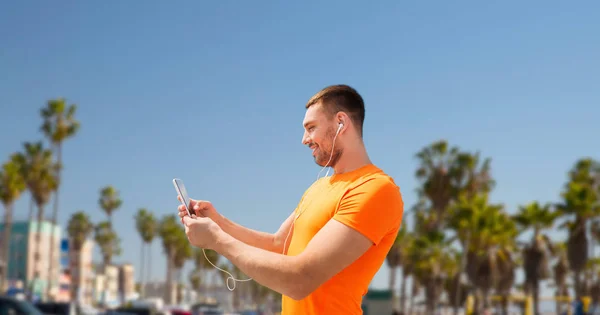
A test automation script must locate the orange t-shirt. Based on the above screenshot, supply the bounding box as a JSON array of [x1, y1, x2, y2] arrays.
[[281, 163, 404, 315]]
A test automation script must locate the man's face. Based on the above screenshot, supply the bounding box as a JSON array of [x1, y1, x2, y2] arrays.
[[302, 104, 343, 167]]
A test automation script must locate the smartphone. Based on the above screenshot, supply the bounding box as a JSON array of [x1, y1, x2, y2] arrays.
[[173, 178, 192, 216]]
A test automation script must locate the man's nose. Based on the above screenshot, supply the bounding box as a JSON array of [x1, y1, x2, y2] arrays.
[[301, 130, 310, 145]]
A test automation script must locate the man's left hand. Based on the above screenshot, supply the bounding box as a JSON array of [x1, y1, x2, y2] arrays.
[[182, 215, 222, 250]]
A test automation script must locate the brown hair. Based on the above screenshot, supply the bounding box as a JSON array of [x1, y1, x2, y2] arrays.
[[305, 84, 365, 136]]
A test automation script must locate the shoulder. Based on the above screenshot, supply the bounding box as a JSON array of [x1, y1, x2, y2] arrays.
[[333, 167, 404, 244], [345, 168, 403, 206]]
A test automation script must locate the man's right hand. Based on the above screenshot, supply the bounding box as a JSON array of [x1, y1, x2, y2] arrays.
[[177, 196, 220, 223], [177, 195, 296, 253]]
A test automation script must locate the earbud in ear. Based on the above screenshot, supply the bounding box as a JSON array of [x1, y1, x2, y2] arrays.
[[338, 122, 344, 130]]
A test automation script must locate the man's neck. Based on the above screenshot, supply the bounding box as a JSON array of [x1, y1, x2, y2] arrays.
[[332, 142, 371, 175]]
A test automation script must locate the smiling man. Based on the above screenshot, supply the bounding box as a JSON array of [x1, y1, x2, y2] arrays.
[[178, 84, 404, 314]]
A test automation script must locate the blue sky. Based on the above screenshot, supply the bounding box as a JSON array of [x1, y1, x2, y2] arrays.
[[1, 0, 598, 297]]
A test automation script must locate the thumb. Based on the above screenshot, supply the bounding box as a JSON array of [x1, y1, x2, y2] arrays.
[[182, 215, 194, 226]]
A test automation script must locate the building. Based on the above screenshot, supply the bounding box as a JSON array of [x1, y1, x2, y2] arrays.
[[118, 263, 135, 301], [142, 281, 197, 306], [93, 264, 120, 307], [66, 238, 95, 305], [0, 220, 61, 300], [54, 272, 71, 302]]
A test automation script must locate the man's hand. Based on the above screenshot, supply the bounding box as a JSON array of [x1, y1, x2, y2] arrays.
[[178, 196, 220, 223], [182, 215, 223, 250], [177, 196, 295, 253]]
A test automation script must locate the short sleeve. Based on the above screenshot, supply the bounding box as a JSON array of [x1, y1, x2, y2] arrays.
[[332, 177, 404, 245]]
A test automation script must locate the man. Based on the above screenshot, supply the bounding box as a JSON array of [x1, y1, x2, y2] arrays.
[[178, 84, 404, 314]]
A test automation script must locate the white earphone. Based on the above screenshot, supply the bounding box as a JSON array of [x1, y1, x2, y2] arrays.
[[322, 121, 343, 178]]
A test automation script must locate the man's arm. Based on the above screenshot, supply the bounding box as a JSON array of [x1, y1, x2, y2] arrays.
[[215, 211, 295, 253], [214, 218, 373, 300], [213, 177, 403, 300]]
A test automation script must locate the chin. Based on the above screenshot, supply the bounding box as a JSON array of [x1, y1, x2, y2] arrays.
[[313, 156, 329, 167]]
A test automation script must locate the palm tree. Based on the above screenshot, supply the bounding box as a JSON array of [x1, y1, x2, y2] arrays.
[[448, 193, 517, 313], [40, 98, 80, 299], [494, 248, 517, 315], [189, 270, 201, 295], [66, 211, 93, 300], [199, 249, 221, 294], [173, 233, 192, 303], [99, 186, 122, 226], [513, 201, 558, 315], [94, 221, 120, 304], [414, 140, 460, 230], [441, 251, 467, 313], [385, 234, 401, 311], [451, 151, 495, 197], [191, 247, 205, 298], [15, 142, 58, 298], [385, 222, 410, 313], [397, 229, 414, 315], [557, 179, 600, 298], [158, 214, 182, 304], [407, 229, 455, 314], [94, 221, 121, 266], [552, 242, 570, 315], [0, 154, 26, 290], [134, 208, 156, 298]]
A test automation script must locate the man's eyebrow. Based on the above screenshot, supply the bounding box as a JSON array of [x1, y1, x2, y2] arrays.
[[303, 120, 315, 128]]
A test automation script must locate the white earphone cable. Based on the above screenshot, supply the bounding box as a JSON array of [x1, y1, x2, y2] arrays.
[[200, 247, 252, 291]]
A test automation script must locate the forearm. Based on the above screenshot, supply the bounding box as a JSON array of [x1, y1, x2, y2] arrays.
[[215, 214, 281, 253], [215, 230, 308, 300]]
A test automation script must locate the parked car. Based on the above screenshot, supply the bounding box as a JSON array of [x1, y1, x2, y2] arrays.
[[190, 303, 223, 315], [34, 302, 78, 315], [0, 296, 45, 315]]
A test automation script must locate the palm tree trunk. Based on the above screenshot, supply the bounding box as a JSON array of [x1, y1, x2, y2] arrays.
[[409, 278, 416, 315], [71, 248, 80, 302], [147, 242, 152, 283], [1, 204, 14, 291], [590, 222, 596, 288], [500, 295, 509, 315], [574, 272, 581, 298], [165, 251, 174, 304], [46, 143, 62, 300], [178, 268, 183, 303], [28, 197, 34, 220], [389, 266, 396, 310], [555, 289, 561, 315], [532, 281, 540, 315], [454, 235, 470, 315], [399, 271, 407, 314], [425, 279, 437, 314], [140, 243, 145, 298], [33, 203, 45, 300]]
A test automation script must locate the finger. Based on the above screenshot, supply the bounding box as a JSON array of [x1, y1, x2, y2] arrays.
[[192, 201, 209, 214]]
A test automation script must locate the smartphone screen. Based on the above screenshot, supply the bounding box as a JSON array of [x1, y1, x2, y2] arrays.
[[173, 178, 192, 216]]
